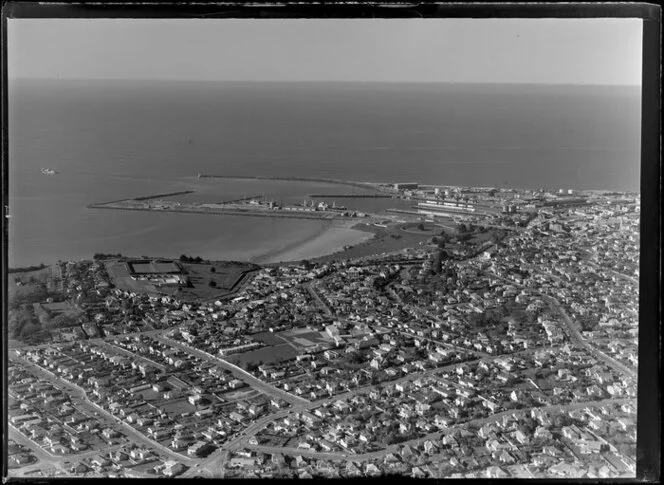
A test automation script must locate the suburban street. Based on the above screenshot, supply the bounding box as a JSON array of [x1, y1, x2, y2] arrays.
[[157, 335, 310, 406], [541, 295, 637, 379], [245, 397, 633, 463], [9, 353, 198, 467]]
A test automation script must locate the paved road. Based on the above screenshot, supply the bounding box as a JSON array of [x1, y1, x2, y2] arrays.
[[245, 397, 633, 463], [98, 340, 168, 372], [541, 295, 637, 379], [485, 269, 637, 380], [11, 329, 167, 352], [10, 354, 197, 467], [207, 345, 561, 460], [581, 258, 639, 286], [8, 424, 60, 464], [398, 330, 491, 360], [157, 335, 310, 406], [304, 283, 334, 316]]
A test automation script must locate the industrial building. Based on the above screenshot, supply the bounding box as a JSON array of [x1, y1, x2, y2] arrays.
[[416, 199, 477, 217]]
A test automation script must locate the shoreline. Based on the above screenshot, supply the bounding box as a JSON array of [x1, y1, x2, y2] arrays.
[[250, 220, 375, 265]]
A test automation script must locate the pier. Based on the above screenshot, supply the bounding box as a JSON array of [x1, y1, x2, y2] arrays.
[[197, 174, 380, 191]]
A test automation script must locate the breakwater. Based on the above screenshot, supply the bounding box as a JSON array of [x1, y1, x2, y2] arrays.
[[132, 190, 195, 201], [198, 174, 380, 191], [219, 195, 264, 204], [90, 191, 196, 206]]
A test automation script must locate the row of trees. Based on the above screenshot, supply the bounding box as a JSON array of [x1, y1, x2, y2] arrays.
[[179, 254, 205, 263], [8, 263, 46, 274], [93, 253, 123, 260]]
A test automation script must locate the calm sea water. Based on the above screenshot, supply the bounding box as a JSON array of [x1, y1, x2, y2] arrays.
[[8, 80, 641, 267]]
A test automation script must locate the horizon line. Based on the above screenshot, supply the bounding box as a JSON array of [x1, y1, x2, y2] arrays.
[[8, 77, 642, 88]]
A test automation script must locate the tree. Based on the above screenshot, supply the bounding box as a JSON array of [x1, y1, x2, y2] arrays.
[[53, 314, 76, 328], [210, 267, 216, 273], [433, 251, 443, 274], [208, 280, 217, 288], [417, 223, 425, 231], [20, 322, 40, 339]]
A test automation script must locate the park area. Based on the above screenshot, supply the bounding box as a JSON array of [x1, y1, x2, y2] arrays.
[[226, 328, 335, 369], [310, 222, 438, 263]]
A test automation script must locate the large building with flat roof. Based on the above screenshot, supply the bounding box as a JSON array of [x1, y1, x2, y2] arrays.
[[128, 260, 182, 275]]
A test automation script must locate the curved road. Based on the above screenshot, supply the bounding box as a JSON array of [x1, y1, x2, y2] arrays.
[[245, 397, 633, 463]]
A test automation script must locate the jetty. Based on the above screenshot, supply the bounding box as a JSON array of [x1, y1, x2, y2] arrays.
[[197, 174, 381, 191], [132, 190, 195, 201]]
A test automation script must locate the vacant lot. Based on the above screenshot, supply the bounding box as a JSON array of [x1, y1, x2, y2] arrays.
[[279, 328, 335, 351], [156, 398, 196, 417], [311, 222, 436, 263], [8, 267, 53, 301], [251, 331, 289, 346]]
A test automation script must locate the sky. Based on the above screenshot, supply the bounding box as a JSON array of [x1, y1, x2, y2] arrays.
[[8, 18, 643, 85]]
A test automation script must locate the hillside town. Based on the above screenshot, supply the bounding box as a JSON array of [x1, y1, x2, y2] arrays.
[[8, 188, 639, 479]]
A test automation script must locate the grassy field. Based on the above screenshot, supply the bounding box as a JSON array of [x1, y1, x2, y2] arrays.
[[400, 222, 441, 235], [311, 222, 437, 263], [279, 328, 333, 350], [156, 398, 196, 417], [225, 344, 298, 367], [181, 261, 255, 290], [106, 262, 160, 294], [106, 260, 257, 301], [8, 267, 53, 301], [251, 331, 289, 346]]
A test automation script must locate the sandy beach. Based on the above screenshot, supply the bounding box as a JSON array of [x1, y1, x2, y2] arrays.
[[251, 220, 374, 264]]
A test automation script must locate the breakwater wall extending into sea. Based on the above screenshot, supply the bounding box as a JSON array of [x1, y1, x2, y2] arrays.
[[91, 191, 196, 206], [132, 191, 196, 201], [198, 174, 381, 191]]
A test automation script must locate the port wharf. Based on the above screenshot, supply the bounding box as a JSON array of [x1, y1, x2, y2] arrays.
[[88, 201, 360, 221], [307, 194, 394, 199]]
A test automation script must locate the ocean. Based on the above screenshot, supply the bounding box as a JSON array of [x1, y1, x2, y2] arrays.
[[7, 80, 641, 267]]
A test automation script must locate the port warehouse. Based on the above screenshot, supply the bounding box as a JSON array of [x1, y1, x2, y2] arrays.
[[415, 200, 504, 217]]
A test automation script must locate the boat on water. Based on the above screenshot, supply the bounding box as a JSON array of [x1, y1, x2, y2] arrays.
[[41, 168, 57, 175]]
